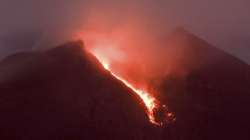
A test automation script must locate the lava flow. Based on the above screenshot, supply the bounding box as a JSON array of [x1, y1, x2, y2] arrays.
[[90, 51, 174, 126], [78, 30, 174, 125], [100, 58, 158, 124]]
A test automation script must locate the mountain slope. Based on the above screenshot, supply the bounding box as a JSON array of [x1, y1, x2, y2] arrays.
[[159, 28, 250, 140], [0, 41, 161, 140]]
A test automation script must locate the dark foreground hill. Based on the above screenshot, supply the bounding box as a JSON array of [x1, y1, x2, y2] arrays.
[[0, 41, 162, 140], [158, 28, 250, 140]]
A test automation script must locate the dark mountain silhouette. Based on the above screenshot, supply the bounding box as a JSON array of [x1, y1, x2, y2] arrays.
[[0, 29, 249, 140], [0, 41, 162, 140], [159, 28, 250, 140]]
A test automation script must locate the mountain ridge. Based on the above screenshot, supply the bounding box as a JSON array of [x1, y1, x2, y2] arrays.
[[0, 41, 160, 140]]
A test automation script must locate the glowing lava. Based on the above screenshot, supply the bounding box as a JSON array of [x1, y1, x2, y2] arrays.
[[91, 52, 161, 125], [78, 31, 175, 125]]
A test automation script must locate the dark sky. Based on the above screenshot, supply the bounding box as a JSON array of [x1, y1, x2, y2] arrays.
[[0, 0, 249, 63]]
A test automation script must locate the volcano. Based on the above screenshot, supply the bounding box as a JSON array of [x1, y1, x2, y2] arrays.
[[0, 28, 250, 140], [0, 41, 161, 140]]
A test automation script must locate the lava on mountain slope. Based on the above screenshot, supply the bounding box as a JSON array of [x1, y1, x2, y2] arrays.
[[91, 53, 172, 125], [83, 40, 175, 125]]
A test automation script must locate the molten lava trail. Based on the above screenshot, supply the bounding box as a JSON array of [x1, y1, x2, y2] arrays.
[[91, 53, 162, 125]]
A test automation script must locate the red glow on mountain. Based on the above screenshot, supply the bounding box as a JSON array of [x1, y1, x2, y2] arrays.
[[77, 31, 175, 125]]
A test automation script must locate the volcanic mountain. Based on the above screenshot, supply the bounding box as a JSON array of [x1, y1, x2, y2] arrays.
[[0, 28, 250, 140], [0, 41, 162, 140]]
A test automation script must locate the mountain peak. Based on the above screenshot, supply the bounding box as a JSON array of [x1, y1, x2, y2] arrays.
[[0, 41, 157, 140], [171, 27, 190, 35], [163, 27, 249, 73]]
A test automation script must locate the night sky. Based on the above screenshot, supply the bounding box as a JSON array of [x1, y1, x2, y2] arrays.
[[0, 0, 249, 63]]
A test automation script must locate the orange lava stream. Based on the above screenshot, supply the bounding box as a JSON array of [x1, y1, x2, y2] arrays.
[[92, 54, 160, 125]]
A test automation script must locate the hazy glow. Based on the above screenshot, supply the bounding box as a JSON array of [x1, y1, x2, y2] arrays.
[[77, 27, 175, 125]]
